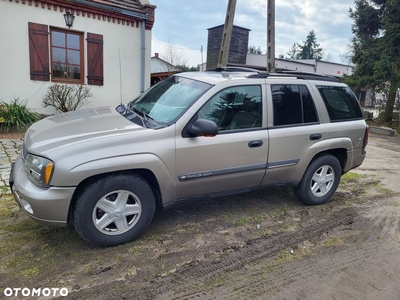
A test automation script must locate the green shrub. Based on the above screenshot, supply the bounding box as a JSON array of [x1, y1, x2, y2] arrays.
[[0, 98, 40, 132]]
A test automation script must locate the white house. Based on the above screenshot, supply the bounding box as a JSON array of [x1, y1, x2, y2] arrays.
[[246, 54, 353, 77], [150, 53, 180, 85], [0, 0, 156, 114]]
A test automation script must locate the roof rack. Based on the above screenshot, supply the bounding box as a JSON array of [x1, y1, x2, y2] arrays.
[[277, 70, 342, 82], [205, 66, 261, 73], [204, 67, 342, 83]]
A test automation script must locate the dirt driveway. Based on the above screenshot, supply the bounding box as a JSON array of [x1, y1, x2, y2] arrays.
[[1, 132, 400, 300]]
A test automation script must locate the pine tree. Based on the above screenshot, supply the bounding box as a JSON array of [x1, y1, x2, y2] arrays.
[[248, 45, 263, 54], [286, 43, 298, 60], [348, 0, 400, 122], [296, 30, 323, 60]]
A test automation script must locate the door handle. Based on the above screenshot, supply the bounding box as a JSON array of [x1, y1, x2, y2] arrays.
[[248, 140, 263, 148], [310, 134, 322, 140]]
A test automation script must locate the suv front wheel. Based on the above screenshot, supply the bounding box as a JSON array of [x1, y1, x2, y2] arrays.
[[293, 154, 341, 205], [74, 174, 156, 247]]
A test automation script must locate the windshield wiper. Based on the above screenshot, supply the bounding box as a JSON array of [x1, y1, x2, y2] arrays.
[[132, 108, 151, 128]]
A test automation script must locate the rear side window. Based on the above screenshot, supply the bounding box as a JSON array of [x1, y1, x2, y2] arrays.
[[272, 85, 318, 126], [317, 86, 363, 121]]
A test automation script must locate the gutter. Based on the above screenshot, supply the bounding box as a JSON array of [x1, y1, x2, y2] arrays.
[[66, 0, 148, 19], [141, 19, 146, 93]]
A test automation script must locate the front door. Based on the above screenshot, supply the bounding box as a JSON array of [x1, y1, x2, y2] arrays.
[[175, 85, 268, 199]]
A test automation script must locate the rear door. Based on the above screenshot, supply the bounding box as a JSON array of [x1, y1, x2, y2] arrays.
[[262, 82, 328, 185]]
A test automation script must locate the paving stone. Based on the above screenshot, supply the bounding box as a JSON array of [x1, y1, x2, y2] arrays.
[[0, 139, 21, 190]]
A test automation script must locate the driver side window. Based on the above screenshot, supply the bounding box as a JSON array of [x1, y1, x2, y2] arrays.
[[198, 85, 262, 131]]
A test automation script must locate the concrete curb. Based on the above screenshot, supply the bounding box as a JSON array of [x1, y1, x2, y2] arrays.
[[369, 126, 397, 137]]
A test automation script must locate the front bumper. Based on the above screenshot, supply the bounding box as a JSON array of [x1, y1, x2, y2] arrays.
[[9, 154, 76, 227]]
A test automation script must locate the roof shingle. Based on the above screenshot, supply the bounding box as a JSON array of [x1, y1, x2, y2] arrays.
[[86, 0, 143, 13]]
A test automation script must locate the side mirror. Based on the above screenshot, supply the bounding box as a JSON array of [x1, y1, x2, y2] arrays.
[[187, 119, 218, 137]]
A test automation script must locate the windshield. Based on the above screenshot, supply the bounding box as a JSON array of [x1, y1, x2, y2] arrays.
[[128, 76, 211, 125]]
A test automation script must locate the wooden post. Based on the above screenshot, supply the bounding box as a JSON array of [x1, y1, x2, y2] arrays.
[[267, 0, 275, 72], [217, 0, 237, 68]]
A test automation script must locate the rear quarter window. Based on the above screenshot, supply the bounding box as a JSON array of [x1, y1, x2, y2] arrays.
[[317, 86, 363, 121]]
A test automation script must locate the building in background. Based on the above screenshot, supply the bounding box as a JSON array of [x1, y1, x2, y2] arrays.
[[150, 53, 180, 86], [204, 25, 379, 109], [206, 25, 250, 70], [0, 0, 155, 113]]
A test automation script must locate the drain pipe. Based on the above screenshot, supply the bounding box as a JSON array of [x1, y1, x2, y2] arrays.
[[141, 19, 146, 93]]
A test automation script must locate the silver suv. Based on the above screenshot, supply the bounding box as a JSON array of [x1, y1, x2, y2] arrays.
[[10, 68, 369, 247]]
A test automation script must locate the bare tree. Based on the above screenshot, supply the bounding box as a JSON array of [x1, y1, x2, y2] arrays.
[[321, 51, 333, 62], [161, 40, 188, 72]]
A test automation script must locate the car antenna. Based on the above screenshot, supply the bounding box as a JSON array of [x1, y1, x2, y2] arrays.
[[119, 48, 123, 105]]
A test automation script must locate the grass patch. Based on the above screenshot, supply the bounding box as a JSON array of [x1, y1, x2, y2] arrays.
[[0, 197, 87, 280], [276, 248, 303, 263], [321, 236, 344, 248], [341, 172, 362, 182], [22, 267, 40, 278]]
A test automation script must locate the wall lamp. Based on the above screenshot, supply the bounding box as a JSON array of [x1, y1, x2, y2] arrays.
[[64, 11, 75, 28]]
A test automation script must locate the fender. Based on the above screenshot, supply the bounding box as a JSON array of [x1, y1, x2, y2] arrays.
[[52, 153, 176, 205], [309, 137, 353, 151]]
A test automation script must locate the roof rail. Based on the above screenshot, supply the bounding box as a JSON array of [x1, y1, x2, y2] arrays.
[[203, 67, 342, 83], [205, 67, 261, 73], [277, 70, 342, 82]]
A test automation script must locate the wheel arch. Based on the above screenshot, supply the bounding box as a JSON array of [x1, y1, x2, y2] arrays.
[[294, 150, 344, 205], [311, 148, 347, 175], [67, 169, 163, 225]]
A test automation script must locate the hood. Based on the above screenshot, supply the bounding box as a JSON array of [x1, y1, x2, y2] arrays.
[[25, 107, 146, 153]]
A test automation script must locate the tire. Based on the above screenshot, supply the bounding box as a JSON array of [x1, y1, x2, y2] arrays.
[[293, 154, 341, 205], [74, 174, 155, 247]]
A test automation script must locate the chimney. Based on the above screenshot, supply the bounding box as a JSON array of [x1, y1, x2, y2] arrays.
[[155, 52, 159, 58]]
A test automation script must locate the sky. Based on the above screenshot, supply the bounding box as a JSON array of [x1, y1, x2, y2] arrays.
[[150, 0, 356, 67]]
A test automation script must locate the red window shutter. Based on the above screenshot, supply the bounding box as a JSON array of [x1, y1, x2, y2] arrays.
[[28, 22, 50, 81], [87, 33, 104, 86]]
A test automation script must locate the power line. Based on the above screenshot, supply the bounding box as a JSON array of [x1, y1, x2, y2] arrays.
[[152, 39, 203, 52]]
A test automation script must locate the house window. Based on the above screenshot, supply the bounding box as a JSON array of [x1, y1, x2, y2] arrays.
[[51, 29, 84, 83], [28, 22, 104, 86]]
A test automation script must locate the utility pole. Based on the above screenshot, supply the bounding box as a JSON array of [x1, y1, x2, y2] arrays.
[[267, 0, 275, 72], [218, 0, 237, 68], [200, 45, 204, 71]]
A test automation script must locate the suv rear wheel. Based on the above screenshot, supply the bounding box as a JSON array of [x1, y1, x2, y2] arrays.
[[74, 174, 155, 247], [293, 154, 341, 205]]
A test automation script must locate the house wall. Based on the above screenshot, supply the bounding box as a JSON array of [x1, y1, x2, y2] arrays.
[[246, 54, 354, 78], [313, 61, 353, 77], [246, 54, 315, 72], [151, 57, 180, 73], [0, 1, 152, 114]]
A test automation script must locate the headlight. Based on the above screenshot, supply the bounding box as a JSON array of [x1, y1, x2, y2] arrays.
[[25, 154, 55, 187]]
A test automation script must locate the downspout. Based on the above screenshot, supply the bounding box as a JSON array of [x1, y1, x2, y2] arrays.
[[141, 19, 146, 93]]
